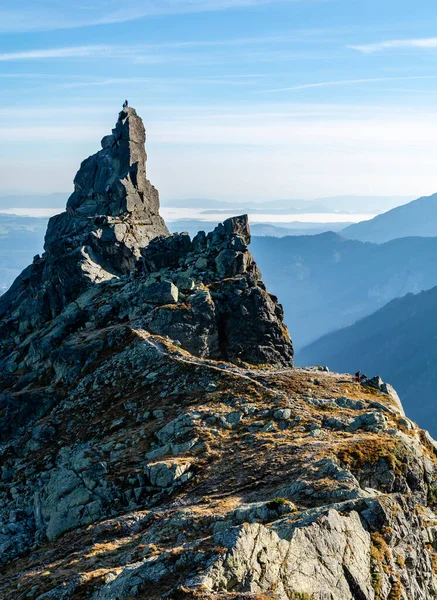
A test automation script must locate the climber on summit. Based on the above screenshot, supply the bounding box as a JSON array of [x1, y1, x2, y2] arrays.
[[123, 99, 128, 109]]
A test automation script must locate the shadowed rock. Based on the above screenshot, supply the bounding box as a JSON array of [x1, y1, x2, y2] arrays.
[[139, 214, 293, 366]]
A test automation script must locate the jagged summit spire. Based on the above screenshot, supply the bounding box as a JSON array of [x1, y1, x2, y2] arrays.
[[44, 106, 168, 257], [64, 107, 161, 219], [0, 106, 169, 326]]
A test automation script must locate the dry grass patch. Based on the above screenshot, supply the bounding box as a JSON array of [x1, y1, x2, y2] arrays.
[[335, 436, 399, 472]]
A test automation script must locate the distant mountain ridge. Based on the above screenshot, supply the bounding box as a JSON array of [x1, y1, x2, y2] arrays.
[[168, 219, 352, 238], [342, 192, 437, 243], [0, 215, 352, 294], [297, 284, 437, 436], [251, 232, 437, 349]]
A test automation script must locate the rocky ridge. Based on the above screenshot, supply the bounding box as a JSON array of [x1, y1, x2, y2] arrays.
[[0, 108, 437, 599]]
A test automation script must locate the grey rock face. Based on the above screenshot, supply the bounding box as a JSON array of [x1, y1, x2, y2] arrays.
[[0, 213, 293, 449], [142, 280, 179, 305], [0, 110, 295, 584], [65, 107, 157, 217], [0, 106, 292, 383], [10, 106, 429, 600], [145, 461, 192, 488], [36, 444, 109, 541], [348, 411, 388, 433], [204, 509, 374, 599], [0, 107, 169, 332], [0, 323, 436, 599], [138, 214, 293, 366]]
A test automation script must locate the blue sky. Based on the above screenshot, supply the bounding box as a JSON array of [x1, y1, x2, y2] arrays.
[[2, 0, 437, 201]]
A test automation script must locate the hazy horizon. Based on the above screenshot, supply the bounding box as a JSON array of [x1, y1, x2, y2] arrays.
[[0, 190, 414, 224]]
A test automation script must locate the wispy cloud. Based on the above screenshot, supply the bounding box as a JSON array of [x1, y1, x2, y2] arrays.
[[0, 125, 103, 143], [265, 75, 437, 92], [0, 44, 200, 65], [133, 34, 314, 49], [0, 34, 321, 64], [0, 45, 118, 62], [349, 37, 437, 54], [0, 43, 228, 64], [0, 0, 304, 33], [59, 75, 267, 90]]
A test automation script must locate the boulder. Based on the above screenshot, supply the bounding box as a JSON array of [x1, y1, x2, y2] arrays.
[[348, 411, 387, 433], [273, 408, 292, 420], [145, 461, 191, 488], [142, 281, 178, 305], [204, 509, 374, 600]]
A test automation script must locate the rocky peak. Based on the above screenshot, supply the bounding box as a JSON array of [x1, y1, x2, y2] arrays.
[[132, 213, 292, 366], [0, 107, 169, 329], [0, 105, 294, 415], [64, 107, 159, 218], [1, 107, 437, 600], [140, 213, 257, 280], [45, 106, 168, 259]]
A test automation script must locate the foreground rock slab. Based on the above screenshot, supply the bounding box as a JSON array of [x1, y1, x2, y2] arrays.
[[0, 344, 436, 599]]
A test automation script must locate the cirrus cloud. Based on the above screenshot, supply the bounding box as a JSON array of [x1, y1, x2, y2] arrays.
[[0, 0, 306, 33], [350, 37, 437, 54]]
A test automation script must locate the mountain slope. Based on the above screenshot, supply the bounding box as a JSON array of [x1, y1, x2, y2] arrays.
[[298, 285, 437, 434], [251, 232, 437, 349], [1, 107, 437, 600], [4, 327, 437, 600], [342, 192, 437, 243]]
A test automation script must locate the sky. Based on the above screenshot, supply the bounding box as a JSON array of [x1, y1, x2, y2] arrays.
[[3, 0, 437, 202]]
